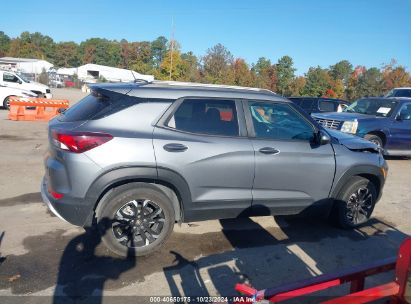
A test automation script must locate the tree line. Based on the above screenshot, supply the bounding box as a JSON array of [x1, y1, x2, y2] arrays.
[[1, 31, 410, 100]]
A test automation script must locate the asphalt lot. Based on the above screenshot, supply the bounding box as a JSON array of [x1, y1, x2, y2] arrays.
[[0, 88, 410, 303]]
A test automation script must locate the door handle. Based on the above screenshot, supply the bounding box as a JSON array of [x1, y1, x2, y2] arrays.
[[163, 143, 188, 152], [259, 147, 280, 155]]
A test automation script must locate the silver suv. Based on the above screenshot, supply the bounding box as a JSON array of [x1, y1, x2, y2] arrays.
[[41, 81, 388, 256]]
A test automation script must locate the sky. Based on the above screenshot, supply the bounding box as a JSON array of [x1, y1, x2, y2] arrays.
[[1, 0, 411, 75]]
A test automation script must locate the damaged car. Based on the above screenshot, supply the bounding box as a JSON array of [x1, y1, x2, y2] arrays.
[[41, 81, 388, 256]]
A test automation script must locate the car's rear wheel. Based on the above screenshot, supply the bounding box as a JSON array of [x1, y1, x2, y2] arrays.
[[364, 134, 383, 148], [334, 176, 377, 228], [96, 183, 175, 257]]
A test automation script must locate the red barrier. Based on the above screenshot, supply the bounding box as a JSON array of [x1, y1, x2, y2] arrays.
[[235, 237, 411, 304]]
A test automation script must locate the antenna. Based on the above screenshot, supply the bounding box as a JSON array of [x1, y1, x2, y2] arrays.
[[130, 69, 137, 82], [169, 17, 174, 81]]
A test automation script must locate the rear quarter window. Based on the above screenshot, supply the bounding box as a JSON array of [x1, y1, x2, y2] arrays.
[[60, 90, 170, 122]]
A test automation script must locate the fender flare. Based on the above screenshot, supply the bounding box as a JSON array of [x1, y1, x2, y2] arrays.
[[330, 165, 384, 200], [85, 166, 192, 223]]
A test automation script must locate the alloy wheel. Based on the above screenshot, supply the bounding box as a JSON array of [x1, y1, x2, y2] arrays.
[[346, 187, 373, 225], [112, 199, 165, 248]]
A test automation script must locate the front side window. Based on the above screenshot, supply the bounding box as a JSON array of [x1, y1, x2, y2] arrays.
[[398, 104, 411, 120], [249, 101, 315, 141], [167, 99, 239, 136], [3, 73, 19, 83], [319, 100, 337, 112]]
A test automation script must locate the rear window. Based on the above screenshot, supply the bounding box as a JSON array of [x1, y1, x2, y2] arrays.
[[319, 100, 337, 112], [59, 90, 141, 122], [300, 99, 315, 112]]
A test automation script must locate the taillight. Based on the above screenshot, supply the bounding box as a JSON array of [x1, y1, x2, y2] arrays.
[[52, 131, 113, 153]]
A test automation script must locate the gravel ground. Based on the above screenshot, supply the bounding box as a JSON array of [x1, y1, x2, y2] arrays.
[[0, 88, 410, 303]]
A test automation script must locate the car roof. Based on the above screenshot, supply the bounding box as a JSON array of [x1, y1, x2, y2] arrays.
[[90, 80, 289, 102], [288, 96, 348, 102], [360, 97, 411, 102]]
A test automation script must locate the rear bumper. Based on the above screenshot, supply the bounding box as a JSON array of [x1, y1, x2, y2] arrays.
[[41, 177, 94, 227]]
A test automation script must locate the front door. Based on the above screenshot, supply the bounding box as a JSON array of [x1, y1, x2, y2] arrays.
[[389, 102, 411, 153], [245, 100, 336, 215], [153, 97, 254, 221]]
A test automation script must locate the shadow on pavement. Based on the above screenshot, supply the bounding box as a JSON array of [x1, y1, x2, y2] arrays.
[[163, 216, 409, 301], [53, 218, 136, 304]]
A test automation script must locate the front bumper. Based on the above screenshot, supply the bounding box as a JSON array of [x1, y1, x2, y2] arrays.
[[45, 93, 53, 99], [41, 177, 94, 226]]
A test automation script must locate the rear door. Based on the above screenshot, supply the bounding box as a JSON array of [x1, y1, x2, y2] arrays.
[[153, 97, 254, 221], [245, 100, 335, 215], [389, 102, 411, 152]]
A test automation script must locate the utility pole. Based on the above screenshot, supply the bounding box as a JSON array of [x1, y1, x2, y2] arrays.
[[169, 17, 174, 81]]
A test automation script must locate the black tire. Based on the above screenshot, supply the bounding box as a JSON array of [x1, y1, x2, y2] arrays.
[[96, 183, 175, 257], [333, 176, 377, 229], [3, 96, 10, 110], [364, 134, 383, 148]]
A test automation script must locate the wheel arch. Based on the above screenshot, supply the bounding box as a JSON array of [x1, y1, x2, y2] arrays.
[[330, 165, 384, 201], [85, 166, 192, 226], [365, 130, 388, 146]]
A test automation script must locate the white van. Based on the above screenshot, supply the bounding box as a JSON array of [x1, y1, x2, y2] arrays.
[[0, 70, 52, 99]]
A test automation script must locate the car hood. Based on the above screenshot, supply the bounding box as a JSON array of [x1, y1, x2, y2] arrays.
[[312, 112, 373, 121], [326, 129, 381, 152]]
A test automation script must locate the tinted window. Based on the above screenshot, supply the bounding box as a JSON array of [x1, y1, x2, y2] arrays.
[[398, 104, 411, 120], [168, 99, 239, 136], [289, 98, 302, 106], [3, 73, 19, 83], [386, 89, 411, 98], [249, 101, 314, 141], [300, 99, 315, 112], [60, 90, 142, 122], [319, 100, 337, 112]]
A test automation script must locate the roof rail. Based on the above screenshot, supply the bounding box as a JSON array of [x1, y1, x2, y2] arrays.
[[153, 80, 273, 93]]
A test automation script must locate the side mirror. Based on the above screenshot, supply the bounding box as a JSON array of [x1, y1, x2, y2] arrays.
[[18, 80, 22, 84], [316, 130, 330, 145], [396, 115, 402, 121]]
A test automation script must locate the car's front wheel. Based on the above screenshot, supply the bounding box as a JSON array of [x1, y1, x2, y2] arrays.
[[364, 134, 383, 148], [96, 183, 175, 257], [334, 176, 377, 228]]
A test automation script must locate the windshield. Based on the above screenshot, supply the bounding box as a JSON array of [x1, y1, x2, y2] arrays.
[[17, 73, 30, 83], [343, 98, 398, 117], [385, 89, 411, 98]]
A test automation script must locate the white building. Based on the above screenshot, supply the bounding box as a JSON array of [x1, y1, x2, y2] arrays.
[[0, 57, 54, 74], [57, 64, 154, 83]]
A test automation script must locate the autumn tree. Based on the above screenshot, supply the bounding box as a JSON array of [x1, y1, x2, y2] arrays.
[[252, 57, 277, 91], [355, 67, 383, 98], [276, 56, 295, 96], [151, 36, 168, 68], [382, 61, 411, 91], [232, 58, 254, 86], [0, 31, 10, 57], [202, 43, 234, 84], [288, 76, 306, 96], [302, 66, 332, 97], [54, 42, 80, 67], [156, 40, 184, 80], [179, 51, 200, 82], [329, 60, 353, 85]]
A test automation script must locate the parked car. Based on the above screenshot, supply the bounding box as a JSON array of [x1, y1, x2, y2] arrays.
[[288, 97, 349, 114], [385, 87, 411, 98], [0, 70, 52, 99], [312, 97, 411, 156], [0, 85, 38, 109], [42, 81, 387, 256]]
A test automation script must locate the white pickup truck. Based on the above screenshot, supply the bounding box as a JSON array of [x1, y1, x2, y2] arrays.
[[0, 70, 52, 99]]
